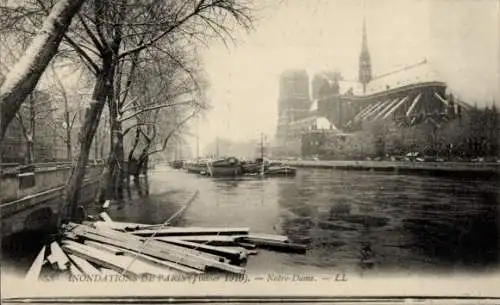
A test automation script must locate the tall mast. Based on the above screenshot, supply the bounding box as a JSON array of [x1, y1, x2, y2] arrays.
[[260, 132, 265, 176], [216, 137, 219, 158], [260, 132, 264, 160], [196, 116, 199, 159]]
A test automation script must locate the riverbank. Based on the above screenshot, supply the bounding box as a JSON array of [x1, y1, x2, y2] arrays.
[[285, 160, 500, 179]]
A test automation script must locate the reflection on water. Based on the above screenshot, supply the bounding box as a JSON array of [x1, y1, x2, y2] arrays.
[[2, 166, 499, 276], [121, 167, 498, 275]]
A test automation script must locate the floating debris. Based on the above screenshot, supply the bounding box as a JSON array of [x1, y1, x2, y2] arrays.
[[26, 212, 307, 281]]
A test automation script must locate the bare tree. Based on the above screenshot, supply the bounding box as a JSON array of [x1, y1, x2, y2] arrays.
[[45, 61, 84, 161], [3, 0, 253, 219], [112, 44, 205, 198], [13, 92, 55, 163], [0, 0, 86, 140]]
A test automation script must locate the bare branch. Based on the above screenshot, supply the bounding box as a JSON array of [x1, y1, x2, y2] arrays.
[[69, 111, 78, 130], [119, 95, 140, 113], [121, 88, 196, 113], [123, 122, 156, 137], [119, 100, 196, 122], [150, 45, 202, 93], [50, 61, 69, 108], [90, 3, 110, 50], [34, 0, 101, 74], [117, 1, 211, 59], [118, 48, 142, 109], [146, 111, 197, 157], [77, 12, 106, 54]]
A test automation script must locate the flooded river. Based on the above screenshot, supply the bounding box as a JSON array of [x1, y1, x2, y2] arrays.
[[111, 166, 499, 276], [2, 165, 499, 277]]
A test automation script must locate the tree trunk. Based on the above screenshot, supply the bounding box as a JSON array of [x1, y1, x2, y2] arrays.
[[97, 76, 122, 204], [64, 55, 114, 221], [106, 92, 125, 201], [126, 128, 141, 198], [137, 145, 150, 177], [29, 94, 36, 163], [26, 139, 34, 164], [63, 90, 72, 161], [95, 164, 110, 204], [66, 139, 72, 161], [94, 134, 99, 161], [0, 0, 86, 139]]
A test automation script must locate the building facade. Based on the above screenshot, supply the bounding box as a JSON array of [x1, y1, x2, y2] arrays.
[[275, 70, 312, 156], [1, 90, 61, 163], [274, 20, 470, 159]]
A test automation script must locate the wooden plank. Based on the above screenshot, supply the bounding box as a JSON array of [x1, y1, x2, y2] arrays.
[[161, 235, 243, 246], [66, 241, 186, 276], [86, 232, 220, 271], [131, 227, 250, 237], [49, 241, 70, 270], [63, 243, 153, 278], [102, 200, 110, 209], [246, 250, 258, 256], [70, 224, 245, 274], [77, 224, 229, 263], [67, 254, 102, 276], [69, 263, 83, 277], [239, 237, 307, 254], [83, 241, 125, 255], [89, 229, 227, 263], [46, 254, 57, 265], [236, 242, 257, 250], [25, 246, 46, 281], [155, 237, 247, 263], [68, 227, 209, 271], [222, 247, 258, 256], [84, 241, 202, 274], [241, 233, 289, 243], [93, 221, 154, 232], [220, 246, 255, 254], [99, 212, 113, 222]]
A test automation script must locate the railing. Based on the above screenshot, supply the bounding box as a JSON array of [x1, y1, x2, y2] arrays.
[[0, 162, 105, 203]]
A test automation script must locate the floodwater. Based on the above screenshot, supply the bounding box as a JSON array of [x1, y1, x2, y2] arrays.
[[2, 165, 499, 277], [111, 166, 500, 276]]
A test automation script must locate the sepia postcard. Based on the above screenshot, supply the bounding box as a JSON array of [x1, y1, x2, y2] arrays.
[[0, 0, 499, 304]]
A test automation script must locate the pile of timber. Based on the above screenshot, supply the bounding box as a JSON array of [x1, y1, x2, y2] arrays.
[[25, 213, 307, 281]]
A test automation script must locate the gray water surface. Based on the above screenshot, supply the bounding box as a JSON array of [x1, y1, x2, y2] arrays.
[[108, 167, 500, 276]]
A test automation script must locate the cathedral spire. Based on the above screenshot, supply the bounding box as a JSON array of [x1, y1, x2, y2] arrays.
[[358, 17, 372, 93], [362, 18, 368, 52]]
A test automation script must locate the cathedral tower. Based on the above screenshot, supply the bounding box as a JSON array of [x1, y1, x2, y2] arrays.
[[358, 18, 372, 93]]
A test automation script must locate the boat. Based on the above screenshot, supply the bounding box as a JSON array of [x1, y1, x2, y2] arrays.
[[242, 133, 297, 177], [264, 162, 297, 176], [170, 160, 184, 169], [241, 158, 264, 174], [183, 159, 210, 174], [207, 157, 243, 177]]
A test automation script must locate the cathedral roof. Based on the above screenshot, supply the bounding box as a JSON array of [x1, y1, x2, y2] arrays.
[[317, 78, 364, 96], [338, 80, 365, 95], [316, 60, 445, 98], [365, 60, 444, 95]]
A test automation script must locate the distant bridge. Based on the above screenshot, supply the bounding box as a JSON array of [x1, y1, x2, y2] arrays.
[[0, 162, 104, 238]]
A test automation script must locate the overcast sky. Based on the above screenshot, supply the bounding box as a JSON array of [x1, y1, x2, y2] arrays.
[[191, 0, 499, 154]]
